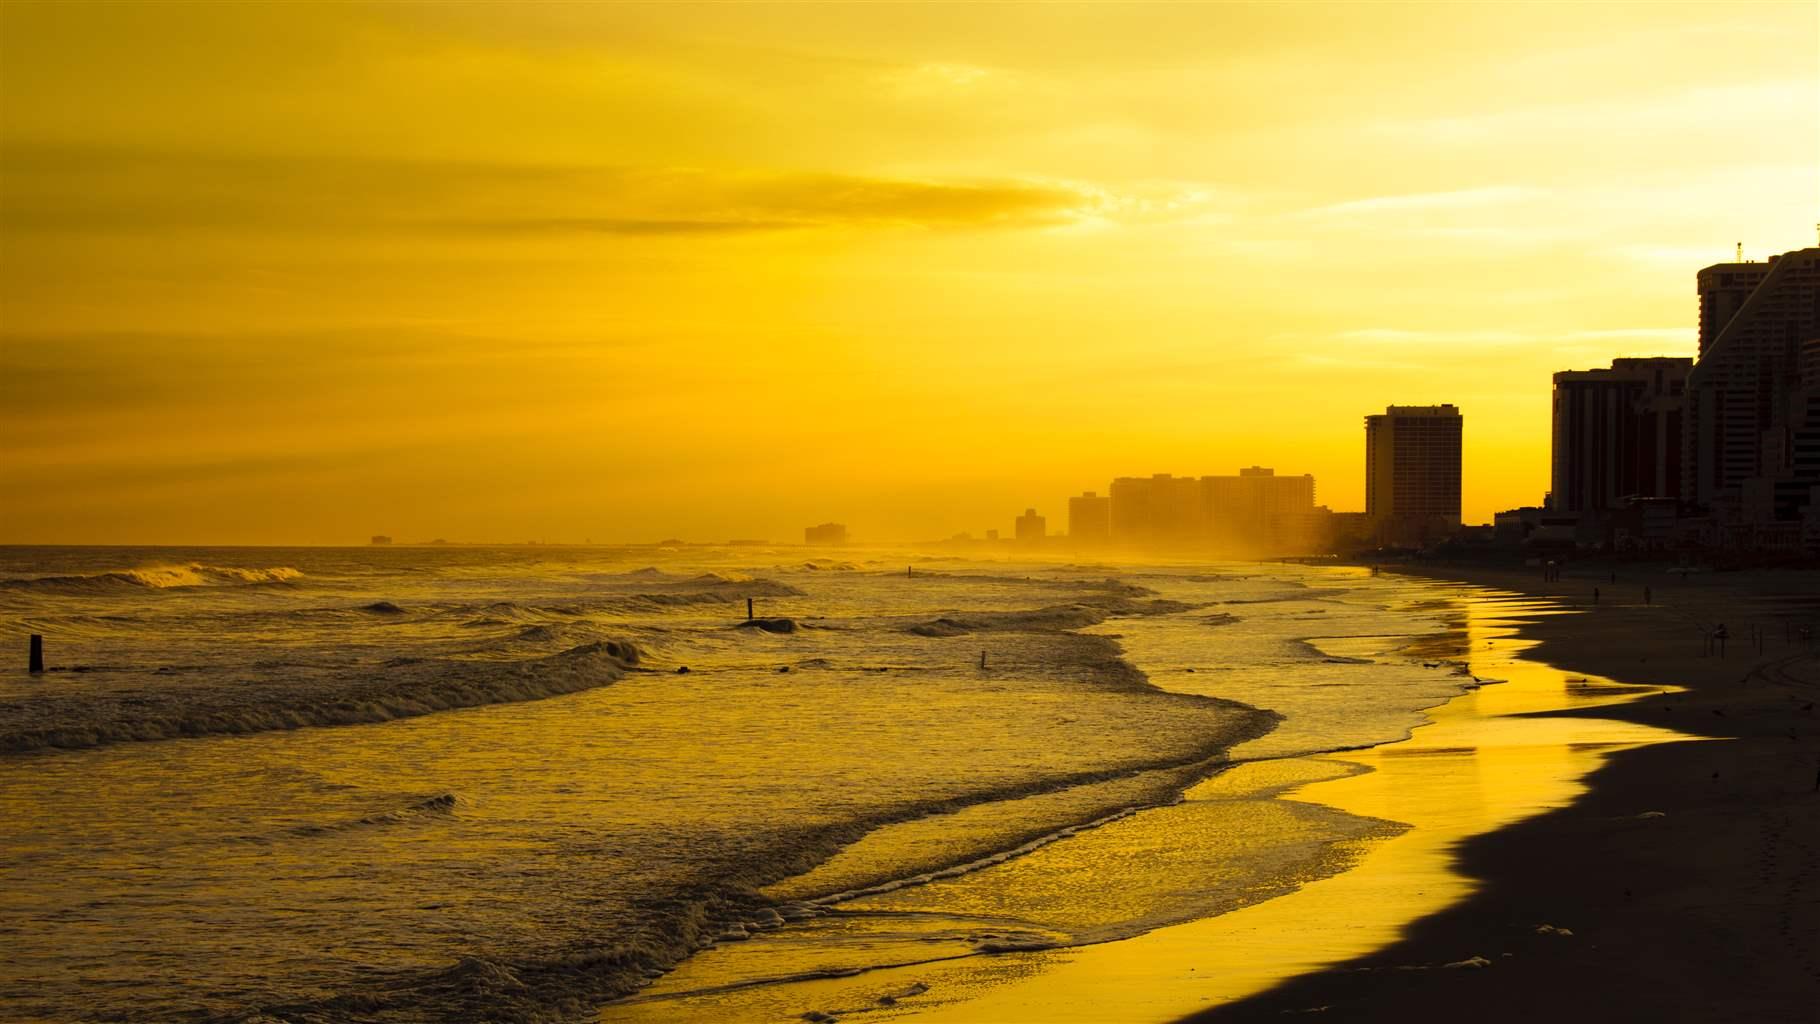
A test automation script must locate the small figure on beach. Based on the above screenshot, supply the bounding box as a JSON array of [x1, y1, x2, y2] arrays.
[[1644, 586, 1652, 605], [1714, 623, 1729, 658], [1594, 587, 1600, 605]]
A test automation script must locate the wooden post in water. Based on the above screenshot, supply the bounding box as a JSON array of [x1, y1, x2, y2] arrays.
[[746, 597, 754, 621], [979, 650, 987, 670], [29, 634, 44, 674]]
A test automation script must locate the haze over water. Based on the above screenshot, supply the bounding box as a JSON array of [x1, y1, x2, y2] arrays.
[[1, 546, 1483, 1022]]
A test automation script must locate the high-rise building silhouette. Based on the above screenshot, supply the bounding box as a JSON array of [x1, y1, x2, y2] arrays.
[[1105, 468, 1317, 552], [1551, 358, 1690, 513], [1697, 259, 1775, 357], [1365, 405, 1462, 539], [1067, 491, 1111, 544], [1014, 508, 1047, 542], [1683, 247, 1820, 518], [1109, 473, 1203, 546], [1205, 467, 1316, 550]]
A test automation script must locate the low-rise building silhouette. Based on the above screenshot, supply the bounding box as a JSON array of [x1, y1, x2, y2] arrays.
[[804, 522, 847, 545]]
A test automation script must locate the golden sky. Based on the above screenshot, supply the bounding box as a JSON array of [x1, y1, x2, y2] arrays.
[[2, 1, 1816, 544]]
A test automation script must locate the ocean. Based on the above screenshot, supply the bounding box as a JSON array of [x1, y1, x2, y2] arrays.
[[0, 546, 1482, 1023]]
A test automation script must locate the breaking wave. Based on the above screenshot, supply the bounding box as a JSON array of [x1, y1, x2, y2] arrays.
[[0, 641, 640, 754], [908, 596, 1195, 637], [1, 563, 303, 593]]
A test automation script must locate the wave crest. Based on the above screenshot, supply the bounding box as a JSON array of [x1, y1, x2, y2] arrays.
[[0, 641, 639, 754], [1, 563, 303, 593]]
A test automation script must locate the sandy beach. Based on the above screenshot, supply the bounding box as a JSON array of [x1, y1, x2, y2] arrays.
[[1196, 564, 1820, 1022], [593, 568, 1820, 1023], [605, 567, 1820, 1023]]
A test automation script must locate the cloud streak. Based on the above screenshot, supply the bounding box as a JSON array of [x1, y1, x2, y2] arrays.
[[1300, 185, 1544, 219], [0, 147, 1160, 238]]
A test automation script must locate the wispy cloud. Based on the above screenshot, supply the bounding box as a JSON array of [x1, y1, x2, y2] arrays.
[[0, 146, 1220, 238], [1320, 325, 1694, 350], [1299, 186, 1545, 219]]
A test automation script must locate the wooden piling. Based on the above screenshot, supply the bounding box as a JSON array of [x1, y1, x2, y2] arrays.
[[29, 634, 43, 674], [746, 597, 754, 621]]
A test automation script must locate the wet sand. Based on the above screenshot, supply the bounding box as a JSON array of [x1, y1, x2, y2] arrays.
[[598, 579, 1809, 1022], [782, 592, 1696, 1022], [1194, 564, 1820, 1022]]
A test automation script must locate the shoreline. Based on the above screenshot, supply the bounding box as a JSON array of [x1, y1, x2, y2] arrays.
[[1191, 564, 1820, 1022], [597, 576, 1713, 1023], [813, 586, 1694, 1022]]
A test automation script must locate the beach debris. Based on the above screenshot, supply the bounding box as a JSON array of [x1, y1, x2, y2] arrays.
[[1534, 924, 1575, 937], [735, 617, 797, 634], [877, 982, 929, 1007], [674, 665, 690, 674], [1443, 956, 1492, 969]]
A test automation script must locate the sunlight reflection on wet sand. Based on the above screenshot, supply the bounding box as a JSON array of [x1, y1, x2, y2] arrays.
[[896, 594, 1695, 1022], [603, 591, 1696, 1023]]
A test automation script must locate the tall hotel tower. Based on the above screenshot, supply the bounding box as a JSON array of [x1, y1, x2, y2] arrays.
[[1551, 357, 1690, 513], [1683, 247, 1820, 514], [1365, 405, 1463, 535]]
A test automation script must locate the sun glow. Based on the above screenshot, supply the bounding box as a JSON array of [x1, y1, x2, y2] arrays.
[[2, 1, 1815, 543]]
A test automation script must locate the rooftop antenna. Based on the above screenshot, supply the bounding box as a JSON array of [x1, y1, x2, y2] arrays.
[[1736, 241, 1743, 261]]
